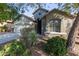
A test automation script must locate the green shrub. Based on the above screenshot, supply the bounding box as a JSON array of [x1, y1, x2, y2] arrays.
[[0, 40, 31, 56], [20, 27, 37, 48], [28, 30, 37, 46], [44, 36, 67, 56], [5, 41, 26, 56]]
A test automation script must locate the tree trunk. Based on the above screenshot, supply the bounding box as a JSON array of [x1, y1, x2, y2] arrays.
[[67, 12, 79, 54]]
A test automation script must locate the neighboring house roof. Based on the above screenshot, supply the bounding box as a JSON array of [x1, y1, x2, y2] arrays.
[[33, 7, 48, 14], [42, 9, 76, 19], [15, 14, 35, 22]]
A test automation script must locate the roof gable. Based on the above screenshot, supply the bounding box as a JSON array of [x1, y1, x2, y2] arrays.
[[42, 9, 75, 19], [33, 8, 48, 14], [15, 14, 35, 22]]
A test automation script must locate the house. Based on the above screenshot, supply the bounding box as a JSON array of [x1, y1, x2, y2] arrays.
[[33, 8, 76, 38], [13, 14, 35, 36], [33, 7, 48, 34], [0, 20, 14, 32], [6, 20, 14, 32]]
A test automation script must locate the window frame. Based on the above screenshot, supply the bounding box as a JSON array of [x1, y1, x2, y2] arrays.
[[48, 19, 61, 32]]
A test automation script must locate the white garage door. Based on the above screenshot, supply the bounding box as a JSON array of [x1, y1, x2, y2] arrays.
[[14, 26, 24, 36]]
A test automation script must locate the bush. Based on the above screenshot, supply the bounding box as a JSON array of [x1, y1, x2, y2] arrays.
[[28, 30, 37, 46], [44, 36, 67, 56], [0, 40, 31, 56], [20, 27, 37, 48], [5, 41, 26, 56]]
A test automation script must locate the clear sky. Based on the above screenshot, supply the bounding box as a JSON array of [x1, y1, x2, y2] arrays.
[[23, 3, 58, 17]]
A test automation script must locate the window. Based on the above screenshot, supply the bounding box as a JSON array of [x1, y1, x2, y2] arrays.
[[39, 13, 41, 15], [53, 19, 61, 32], [49, 19, 61, 32]]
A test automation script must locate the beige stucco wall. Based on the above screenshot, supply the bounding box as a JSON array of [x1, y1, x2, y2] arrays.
[[61, 18, 67, 33], [41, 12, 75, 39]]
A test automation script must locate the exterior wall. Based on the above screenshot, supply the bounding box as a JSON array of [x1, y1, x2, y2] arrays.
[[66, 18, 75, 34], [41, 12, 75, 39], [42, 13, 65, 33], [14, 25, 24, 35], [61, 18, 67, 33], [14, 16, 34, 36], [41, 17, 46, 35]]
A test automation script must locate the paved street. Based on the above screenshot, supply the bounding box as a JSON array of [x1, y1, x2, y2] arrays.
[[0, 32, 19, 45]]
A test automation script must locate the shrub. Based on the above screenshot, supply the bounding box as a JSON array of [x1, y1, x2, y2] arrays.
[[44, 36, 67, 56], [28, 30, 37, 46], [20, 27, 37, 48], [0, 40, 31, 56], [5, 41, 26, 56]]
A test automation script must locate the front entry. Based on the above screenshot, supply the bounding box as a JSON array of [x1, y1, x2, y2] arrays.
[[36, 19, 42, 34]]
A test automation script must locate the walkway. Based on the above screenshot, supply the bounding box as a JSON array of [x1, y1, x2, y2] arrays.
[[31, 35, 48, 56]]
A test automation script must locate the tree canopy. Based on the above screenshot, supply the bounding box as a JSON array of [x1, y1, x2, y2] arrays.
[[0, 3, 79, 22], [0, 3, 47, 21], [8, 3, 46, 13], [0, 3, 18, 22], [57, 3, 79, 15], [9, 3, 79, 15]]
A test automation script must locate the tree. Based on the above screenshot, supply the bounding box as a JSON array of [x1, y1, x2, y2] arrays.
[[66, 12, 79, 55], [8, 3, 46, 14], [57, 3, 79, 55], [20, 27, 37, 55], [57, 3, 79, 15], [0, 3, 18, 21]]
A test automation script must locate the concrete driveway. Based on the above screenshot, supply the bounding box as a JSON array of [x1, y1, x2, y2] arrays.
[[0, 32, 19, 45]]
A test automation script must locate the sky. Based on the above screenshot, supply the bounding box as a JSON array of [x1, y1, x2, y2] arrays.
[[23, 3, 58, 17]]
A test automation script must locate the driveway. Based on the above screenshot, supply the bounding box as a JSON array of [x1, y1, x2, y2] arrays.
[[0, 32, 19, 45]]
